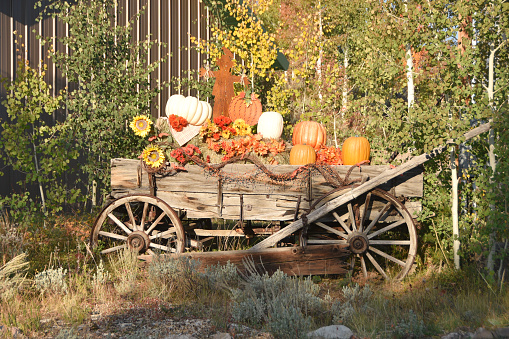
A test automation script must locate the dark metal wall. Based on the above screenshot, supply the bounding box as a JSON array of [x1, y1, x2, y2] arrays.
[[0, 0, 210, 197]]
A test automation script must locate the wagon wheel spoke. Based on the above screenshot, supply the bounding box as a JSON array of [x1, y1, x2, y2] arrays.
[[125, 202, 136, 230], [332, 211, 351, 234], [149, 227, 177, 240], [359, 192, 372, 233], [149, 242, 175, 252], [369, 240, 411, 245], [314, 222, 348, 239], [369, 246, 406, 267], [101, 244, 127, 254], [98, 231, 128, 241], [140, 202, 149, 231], [360, 255, 368, 278], [107, 213, 132, 235], [146, 211, 167, 234], [367, 219, 406, 239], [307, 239, 348, 245], [348, 203, 357, 232], [365, 251, 388, 279], [363, 201, 392, 235]]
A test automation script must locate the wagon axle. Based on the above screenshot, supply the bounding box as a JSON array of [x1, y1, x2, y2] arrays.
[[348, 232, 369, 254], [127, 231, 150, 252]]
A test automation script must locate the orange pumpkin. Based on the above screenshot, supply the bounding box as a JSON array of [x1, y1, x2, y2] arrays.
[[228, 92, 263, 126], [292, 121, 326, 150], [341, 136, 370, 165], [290, 144, 317, 165]]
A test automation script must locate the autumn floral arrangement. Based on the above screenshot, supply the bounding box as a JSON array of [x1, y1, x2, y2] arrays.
[[129, 114, 204, 169], [199, 115, 287, 164], [316, 145, 343, 165]]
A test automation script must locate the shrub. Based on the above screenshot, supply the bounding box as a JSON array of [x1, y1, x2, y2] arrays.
[[334, 283, 373, 322], [202, 260, 241, 289], [147, 255, 203, 300], [229, 268, 322, 337], [34, 267, 68, 295]]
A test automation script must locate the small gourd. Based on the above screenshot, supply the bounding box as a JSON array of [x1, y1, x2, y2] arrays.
[[290, 144, 316, 165], [292, 121, 327, 150], [257, 111, 283, 140], [165, 94, 212, 126], [342, 136, 370, 165]]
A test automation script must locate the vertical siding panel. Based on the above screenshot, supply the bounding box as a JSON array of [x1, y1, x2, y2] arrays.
[[180, 0, 188, 95], [41, 9, 53, 119], [117, 0, 127, 27], [189, 0, 198, 97], [55, 15, 66, 122], [160, 0, 169, 113], [0, 0, 12, 196], [149, 0, 160, 116], [170, 0, 179, 95], [28, 3, 41, 73], [199, 0, 209, 68]]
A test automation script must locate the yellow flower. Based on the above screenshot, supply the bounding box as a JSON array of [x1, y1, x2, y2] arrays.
[[222, 130, 232, 139], [142, 145, 165, 168], [130, 115, 153, 137], [233, 119, 252, 136]]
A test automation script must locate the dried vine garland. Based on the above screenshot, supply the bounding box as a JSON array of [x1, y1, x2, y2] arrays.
[[143, 141, 365, 189]]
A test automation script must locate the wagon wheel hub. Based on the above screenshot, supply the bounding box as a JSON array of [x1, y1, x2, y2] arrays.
[[348, 232, 369, 254], [127, 231, 150, 252]]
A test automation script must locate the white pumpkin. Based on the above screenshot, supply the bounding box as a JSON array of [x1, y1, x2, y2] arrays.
[[165, 94, 212, 126], [257, 111, 284, 140]]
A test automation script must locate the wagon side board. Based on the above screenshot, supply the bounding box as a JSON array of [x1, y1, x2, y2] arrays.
[[110, 158, 423, 220], [139, 244, 351, 276]]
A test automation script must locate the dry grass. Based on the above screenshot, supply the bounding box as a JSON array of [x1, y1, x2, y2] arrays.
[[0, 214, 508, 338]]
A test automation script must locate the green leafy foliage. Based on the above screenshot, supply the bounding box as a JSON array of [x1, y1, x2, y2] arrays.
[[0, 59, 80, 220], [36, 0, 167, 199]]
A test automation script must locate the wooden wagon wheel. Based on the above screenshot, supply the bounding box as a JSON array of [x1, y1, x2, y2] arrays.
[[306, 188, 417, 280], [90, 194, 185, 255]]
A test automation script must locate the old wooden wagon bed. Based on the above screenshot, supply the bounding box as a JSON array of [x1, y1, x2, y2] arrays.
[[90, 123, 491, 280]]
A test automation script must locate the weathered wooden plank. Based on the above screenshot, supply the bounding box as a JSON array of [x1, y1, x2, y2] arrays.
[[110, 158, 423, 221], [111, 158, 423, 197], [139, 244, 350, 276]]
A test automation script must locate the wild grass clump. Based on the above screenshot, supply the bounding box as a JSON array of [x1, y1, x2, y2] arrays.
[[202, 260, 241, 289], [107, 248, 141, 296], [228, 263, 323, 338], [332, 283, 373, 323], [0, 253, 29, 301], [0, 253, 42, 335], [0, 214, 25, 265], [147, 254, 204, 300]]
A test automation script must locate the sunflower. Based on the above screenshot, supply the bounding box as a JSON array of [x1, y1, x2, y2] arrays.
[[141, 145, 165, 168], [130, 115, 153, 137]]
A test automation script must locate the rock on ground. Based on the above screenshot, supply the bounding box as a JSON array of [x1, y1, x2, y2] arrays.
[[307, 325, 354, 339]]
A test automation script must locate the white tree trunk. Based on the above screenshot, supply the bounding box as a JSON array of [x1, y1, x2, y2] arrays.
[[451, 147, 460, 269], [406, 44, 414, 110], [316, 0, 323, 101], [486, 44, 497, 272], [341, 46, 348, 118]]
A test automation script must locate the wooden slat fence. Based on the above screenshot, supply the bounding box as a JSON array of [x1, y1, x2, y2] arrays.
[[0, 0, 211, 197]]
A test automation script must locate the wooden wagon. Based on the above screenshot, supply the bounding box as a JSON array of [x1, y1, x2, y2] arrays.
[[90, 123, 491, 280]]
